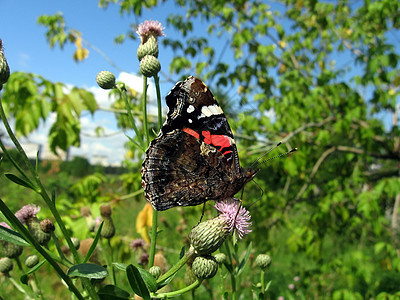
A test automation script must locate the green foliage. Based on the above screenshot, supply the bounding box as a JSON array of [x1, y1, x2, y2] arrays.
[[1, 0, 399, 298]]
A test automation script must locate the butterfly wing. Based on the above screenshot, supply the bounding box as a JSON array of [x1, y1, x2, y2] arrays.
[[142, 131, 236, 211], [142, 76, 252, 211], [161, 76, 241, 173]]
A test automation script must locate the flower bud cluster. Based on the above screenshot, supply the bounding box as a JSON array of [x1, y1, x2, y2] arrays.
[[136, 20, 164, 77]]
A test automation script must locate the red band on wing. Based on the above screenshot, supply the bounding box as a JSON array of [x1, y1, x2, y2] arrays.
[[183, 127, 200, 139], [202, 131, 233, 154]]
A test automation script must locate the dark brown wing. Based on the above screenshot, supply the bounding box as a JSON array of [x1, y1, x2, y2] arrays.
[[142, 131, 236, 211]]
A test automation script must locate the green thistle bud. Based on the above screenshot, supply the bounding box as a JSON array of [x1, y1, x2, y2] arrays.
[[192, 255, 218, 279], [139, 55, 161, 77], [255, 254, 271, 271], [137, 35, 159, 60], [71, 237, 80, 250], [0, 257, 13, 274], [1, 240, 23, 259], [25, 255, 39, 268], [96, 71, 116, 89], [214, 253, 227, 265], [0, 39, 10, 88], [101, 217, 115, 239], [189, 216, 229, 255], [149, 265, 161, 279], [27, 218, 51, 246]]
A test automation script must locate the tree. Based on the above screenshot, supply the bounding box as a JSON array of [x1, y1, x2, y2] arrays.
[[1, 0, 399, 297]]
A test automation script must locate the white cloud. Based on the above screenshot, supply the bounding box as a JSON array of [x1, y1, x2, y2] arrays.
[[1, 72, 160, 166]]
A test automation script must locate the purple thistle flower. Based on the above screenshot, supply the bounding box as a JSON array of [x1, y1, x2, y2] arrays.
[[138, 253, 149, 266], [130, 238, 145, 250], [136, 20, 165, 39], [15, 204, 41, 225], [214, 198, 252, 239], [0, 221, 11, 230]]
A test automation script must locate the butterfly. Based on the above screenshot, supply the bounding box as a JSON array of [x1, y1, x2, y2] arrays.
[[141, 76, 259, 211]]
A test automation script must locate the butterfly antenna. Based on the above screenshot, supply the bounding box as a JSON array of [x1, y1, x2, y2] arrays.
[[247, 179, 264, 209], [253, 147, 298, 169], [250, 141, 283, 168]]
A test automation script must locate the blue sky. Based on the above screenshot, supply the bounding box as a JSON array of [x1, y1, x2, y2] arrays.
[[1, 1, 399, 165], [0, 0, 188, 165]]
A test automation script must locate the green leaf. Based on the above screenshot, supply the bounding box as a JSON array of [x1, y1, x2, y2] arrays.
[[237, 242, 252, 277], [67, 263, 108, 279], [83, 221, 103, 263], [0, 224, 30, 247], [4, 173, 36, 190], [137, 268, 158, 292], [98, 285, 130, 300], [126, 264, 150, 300], [112, 262, 128, 271]]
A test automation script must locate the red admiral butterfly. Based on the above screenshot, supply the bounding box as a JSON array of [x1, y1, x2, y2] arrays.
[[142, 76, 259, 211]]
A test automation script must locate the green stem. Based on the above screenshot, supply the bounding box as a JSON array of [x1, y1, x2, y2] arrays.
[[146, 75, 159, 268], [107, 238, 116, 285], [260, 270, 265, 299], [0, 198, 85, 300], [0, 98, 81, 266], [224, 241, 237, 300], [15, 256, 24, 271], [156, 246, 195, 284], [153, 278, 202, 298], [149, 209, 158, 268], [142, 76, 150, 145], [117, 83, 145, 152], [153, 75, 163, 129]]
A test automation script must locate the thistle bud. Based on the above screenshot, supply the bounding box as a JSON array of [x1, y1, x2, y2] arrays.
[[1, 240, 23, 259], [40, 219, 55, 233], [214, 253, 227, 265], [255, 254, 271, 271], [96, 71, 116, 90], [25, 255, 39, 268], [100, 204, 112, 218], [27, 218, 51, 246], [0, 257, 13, 274], [137, 35, 159, 60], [139, 55, 161, 77], [189, 217, 229, 255], [149, 265, 161, 279], [0, 39, 10, 89], [192, 255, 218, 279]]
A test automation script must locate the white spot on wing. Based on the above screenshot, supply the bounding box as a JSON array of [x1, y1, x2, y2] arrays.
[[187, 105, 195, 113], [188, 119, 193, 123], [199, 104, 223, 118]]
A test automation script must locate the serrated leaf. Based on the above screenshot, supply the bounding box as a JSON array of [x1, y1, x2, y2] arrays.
[[4, 173, 36, 190], [67, 263, 108, 279], [0, 225, 30, 246], [98, 285, 130, 300], [126, 264, 150, 300]]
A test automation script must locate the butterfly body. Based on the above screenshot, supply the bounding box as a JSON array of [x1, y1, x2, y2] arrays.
[[142, 76, 259, 211]]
